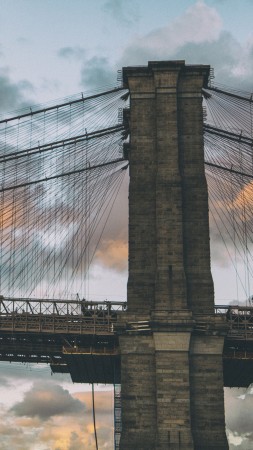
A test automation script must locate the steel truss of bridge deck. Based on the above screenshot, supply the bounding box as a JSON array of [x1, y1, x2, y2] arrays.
[[0, 297, 126, 334], [215, 305, 253, 387], [215, 305, 253, 339], [0, 298, 253, 338], [0, 297, 124, 384], [0, 299, 253, 386]]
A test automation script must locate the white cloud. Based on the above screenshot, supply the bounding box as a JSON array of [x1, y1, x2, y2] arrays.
[[225, 388, 253, 436], [121, 1, 222, 65], [118, 1, 253, 92]]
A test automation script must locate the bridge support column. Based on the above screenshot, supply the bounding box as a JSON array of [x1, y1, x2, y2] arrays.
[[190, 335, 228, 450], [119, 334, 157, 450], [120, 61, 228, 450], [153, 332, 194, 450]]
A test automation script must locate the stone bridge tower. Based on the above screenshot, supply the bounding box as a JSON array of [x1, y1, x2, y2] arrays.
[[119, 61, 228, 450]]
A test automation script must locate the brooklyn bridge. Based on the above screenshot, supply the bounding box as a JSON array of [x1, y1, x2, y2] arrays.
[[1, 60, 253, 449]]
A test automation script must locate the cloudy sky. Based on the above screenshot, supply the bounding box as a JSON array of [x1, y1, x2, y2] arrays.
[[2, 0, 253, 302], [1, 0, 253, 448]]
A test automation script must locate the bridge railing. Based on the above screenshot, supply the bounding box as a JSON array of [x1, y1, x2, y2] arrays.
[[1, 299, 253, 337], [215, 305, 253, 339], [0, 297, 127, 334], [0, 297, 126, 315]]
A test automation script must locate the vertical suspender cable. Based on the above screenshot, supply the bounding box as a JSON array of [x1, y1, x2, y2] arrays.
[[92, 383, 98, 450]]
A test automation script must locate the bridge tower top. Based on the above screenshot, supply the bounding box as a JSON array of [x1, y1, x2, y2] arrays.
[[122, 60, 214, 316], [123, 60, 210, 89]]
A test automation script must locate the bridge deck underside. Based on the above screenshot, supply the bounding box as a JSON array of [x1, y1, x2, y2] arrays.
[[0, 330, 120, 384], [223, 337, 253, 387], [0, 330, 253, 387]]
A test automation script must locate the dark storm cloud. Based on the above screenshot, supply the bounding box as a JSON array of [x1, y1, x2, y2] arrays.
[[57, 46, 117, 92], [80, 56, 116, 89], [0, 388, 114, 449], [103, 0, 139, 25], [57, 46, 86, 60], [174, 31, 238, 72], [10, 382, 85, 420], [0, 68, 33, 114], [173, 31, 253, 91]]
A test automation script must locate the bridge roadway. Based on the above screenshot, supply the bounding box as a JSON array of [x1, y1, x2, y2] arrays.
[[0, 297, 252, 387]]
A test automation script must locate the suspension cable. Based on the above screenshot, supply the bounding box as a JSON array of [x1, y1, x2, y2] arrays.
[[0, 87, 125, 125], [92, 383, 98, 450], [0, 159, 127, 192]]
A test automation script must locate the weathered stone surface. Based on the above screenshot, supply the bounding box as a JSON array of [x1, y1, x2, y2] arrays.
[[119, 61, 228, 450], [119, 334, 157, 450]]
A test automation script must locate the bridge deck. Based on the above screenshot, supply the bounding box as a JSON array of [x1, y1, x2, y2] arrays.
[[0, 299, 252, 386]]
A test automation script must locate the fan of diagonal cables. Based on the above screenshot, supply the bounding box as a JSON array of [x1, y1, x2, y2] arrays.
[[1, 79, 253, 302], [0, 87, 129, 298], [203, 84, 253, 301]]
